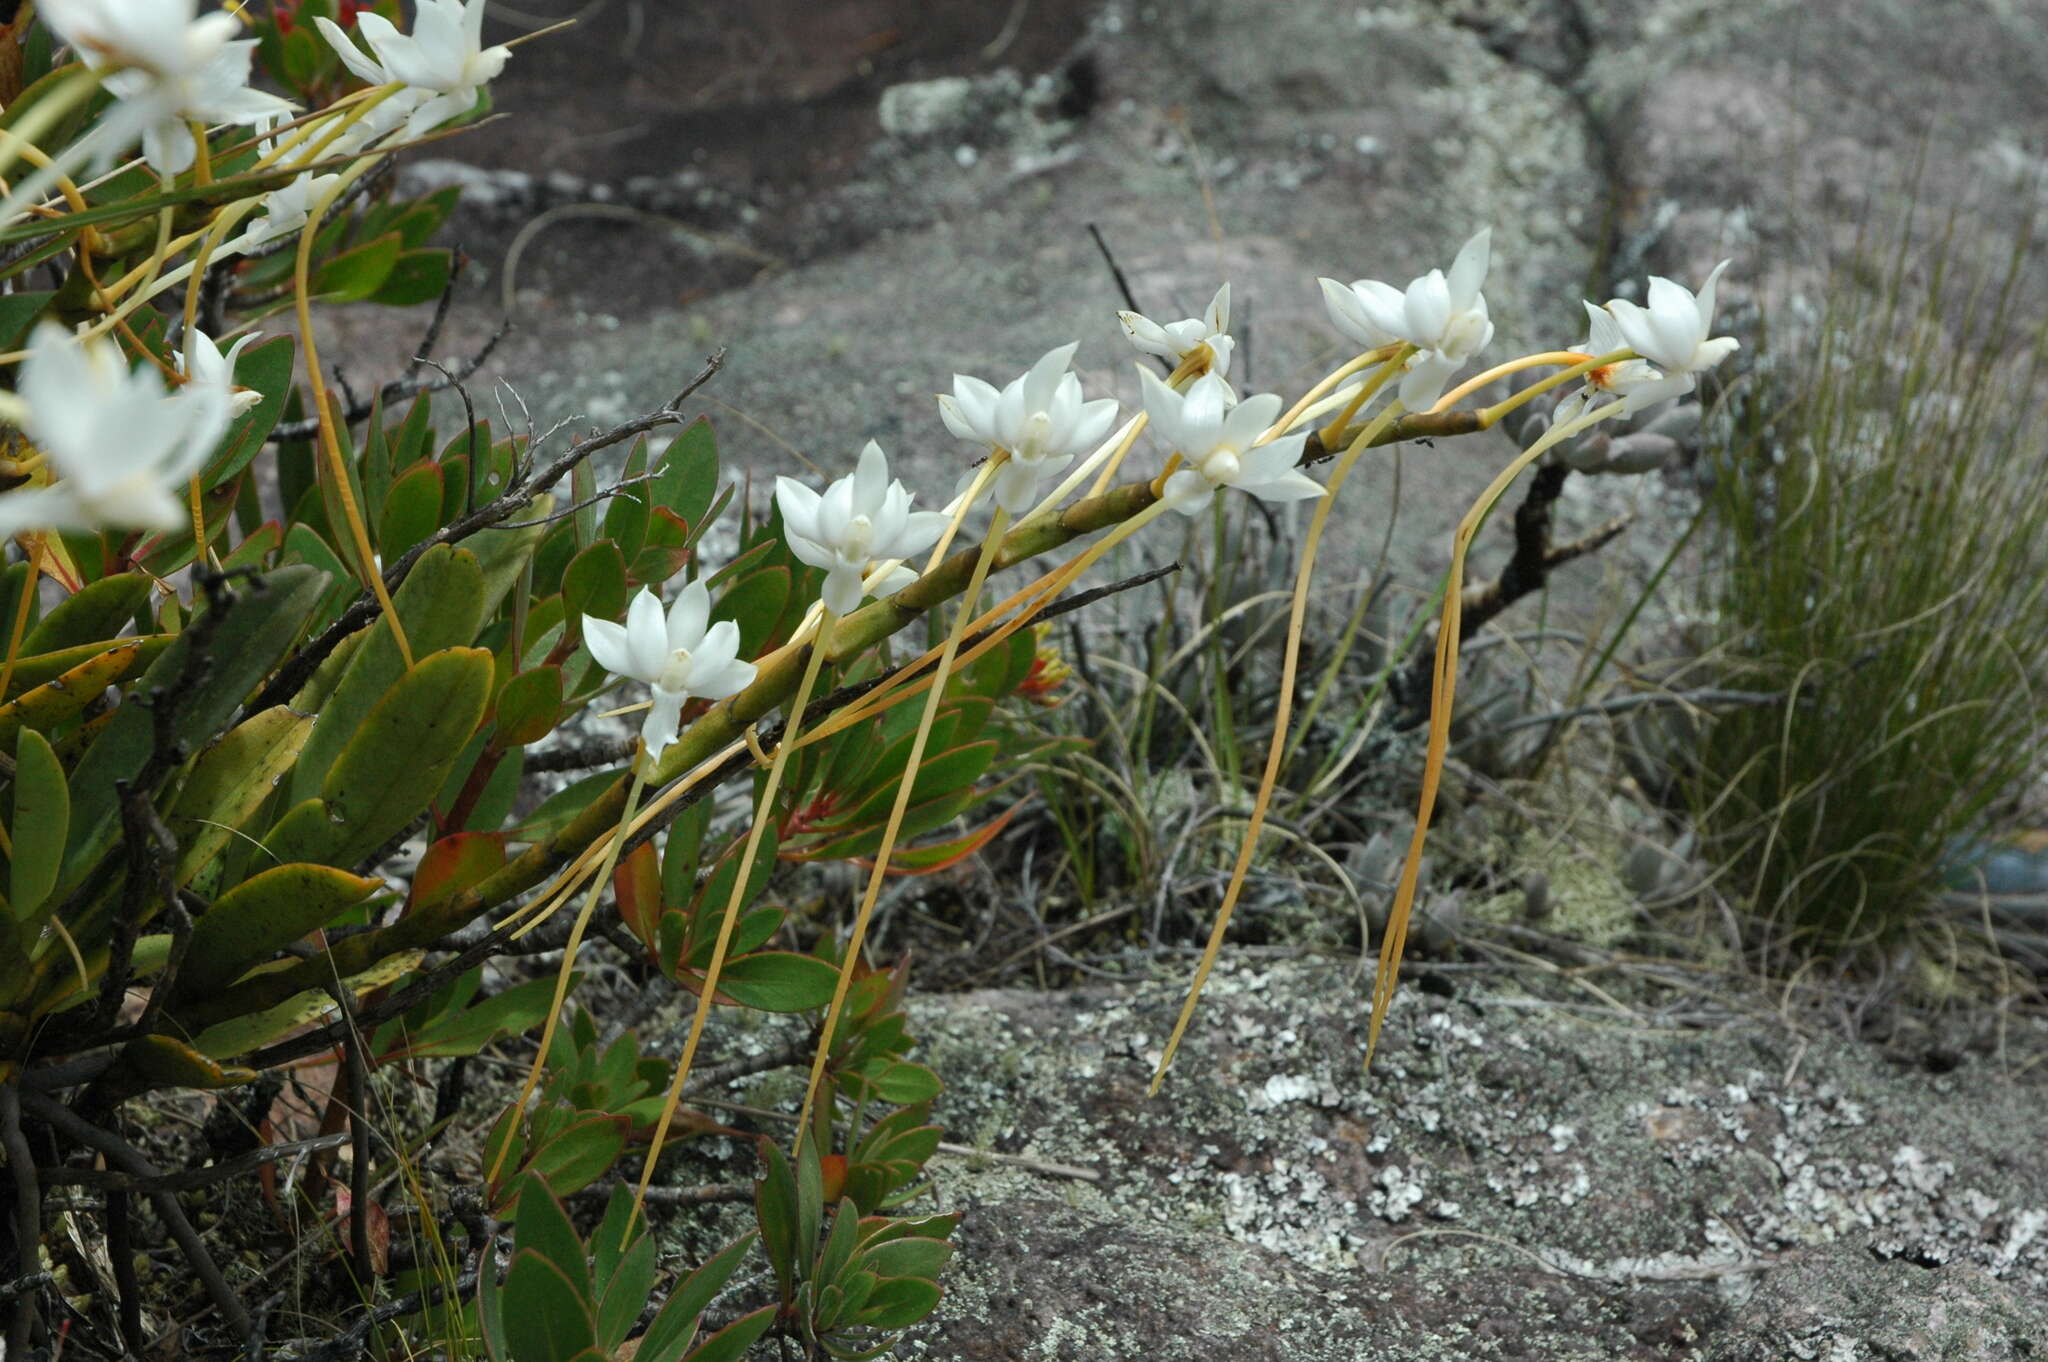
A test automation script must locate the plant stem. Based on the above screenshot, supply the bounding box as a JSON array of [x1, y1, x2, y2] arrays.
[[632, 609, 839, 1225]]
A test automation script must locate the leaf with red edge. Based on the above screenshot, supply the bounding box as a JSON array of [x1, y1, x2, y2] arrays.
[[858, 806, 1018, 877], [409, 831, 507, 915], [613, 839, 662, 950]]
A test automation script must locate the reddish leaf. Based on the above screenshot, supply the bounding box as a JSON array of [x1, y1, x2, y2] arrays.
[[410, 832, 507, 915], [612, 840, 662, 950]]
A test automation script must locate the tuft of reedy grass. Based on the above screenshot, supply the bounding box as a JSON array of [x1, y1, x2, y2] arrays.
[[1688, 215, 2048, 962]]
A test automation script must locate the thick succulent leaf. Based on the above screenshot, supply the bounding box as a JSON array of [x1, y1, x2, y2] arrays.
[[0, 641, 146, 752], [175, 863, 383, 1000], [679, 1306, 777, 1362], [0, 635, 170, 702], [292, 544, 487, 804], [187, 949, 422, 1059], [500, 1250, 597, 1362], [22, 573, 151, 654], [9, 728, 67, 926], [634, 1232, 757, 1362], [166, 706, 313, 886], [56, 564, 327, 905], [511, 1175, 588, 1295], [271, 647, 493, 866]]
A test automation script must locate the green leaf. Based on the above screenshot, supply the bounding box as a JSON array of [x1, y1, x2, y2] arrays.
[[715, 952, 838, 1013], [814, 1202, 860, 1294], [653, 420, 719, 529], [866, 1061, 942, 1107], [0, 291, 53, 349], [501, 1250, 597, 1362], [166, 706, 313, 886], [680, 1306, 776, 1362], [296, 646, 494, 866], [22, 574, 151, 655], [512, 1174, 588, 1294], [204, 336, 297, 489], [515, 1115, 627, 1206], [857, 1235, 953, 1284], [58, 565, 327, 905], [636, 1233, 757, 1362], [0, 642, 149, 752], [368, 247, 454, 307], [859, 1276, 942, 1330], [292, 543, 487, 803], [313, 231, 403, 301], [710, 565, 790, 658], [119, 1035, 255, 1091], [595, 1231, 655, 1352], [563, 541, 628, 630], [493, 667, 562, 749], [755, 1140, 799, 1299], [376, 461, 445, 560], [175, 863, 382, 999], [382, 971, 558, 1061], [10, 729, 68, 924]]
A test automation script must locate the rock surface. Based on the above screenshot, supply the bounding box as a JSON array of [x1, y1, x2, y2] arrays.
[[902, 959, 2048, 1359]]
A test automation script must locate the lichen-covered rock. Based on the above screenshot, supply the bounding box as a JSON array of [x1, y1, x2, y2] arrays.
[[903, 958, 2048, 1357]]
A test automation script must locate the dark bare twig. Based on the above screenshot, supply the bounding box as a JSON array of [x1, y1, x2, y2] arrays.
[[526, 733, 637, 773], [36, 1132, 352, 1193], [267, 323, 508, 442], [91, 570, 241, 1034], [570, 1180, 751, 1206], [19, 1090, 253, 1336], [247, 352, 725, 715], [323, 983, 374, 1291], [282, 1269, 477, 1362], [106, 1187, 146, 1353], [1, 1084, 42, 1355]]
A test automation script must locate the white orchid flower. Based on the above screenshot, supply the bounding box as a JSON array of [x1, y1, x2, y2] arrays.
[[1318, 228, 1496, 410], [776, 440, 949, 617], [42, 0, 291, 174], [177, 328, 263, 419], [224, 171, 342, 254], [1602, 261, 1740, 407], [1547, 301, 1672, 426], [1118, 283, 1235, 380], [937, 342, 1119, 515], [316, 0, 511, 140], [581, 581, 757, 766], [0, 323, 232, 541], [1139, 370, 1325, 517]]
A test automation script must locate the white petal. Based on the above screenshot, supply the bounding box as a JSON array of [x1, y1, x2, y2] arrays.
[[1205, 281, 1231, 333], [1402, 271, 1451, 348], [1695, 260, 1731, 330], [626, 588, 672, 679], [641, 690, 685, 765], [664, 579, 710, 652], [315, 15, 389, 83], [991, 459, 1040, 515], [1071, 397, 1119, 453], [582, 616, 638, 679], [774, 475, 823, 543], [1162, 468, 1213, 515], [1021, 342, 1079, 414], [852, 440, 889, 510], [892, 509, 950, 560], [1240, 468, 1327, 504], [1119, 310, 1172, 357], [1447, 228, 1491, 311], [1398, 352, 1458, 411], [822, 564, 865, 616]]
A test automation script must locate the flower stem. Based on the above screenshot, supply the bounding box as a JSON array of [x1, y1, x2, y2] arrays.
[[1368, 397, 1631, 1065], [485, 764, 650, 1189], [632, 609, 840, 1226], [293, 171, 411, 666], [1149, 353, 1408, 1094], [793, 506, 1013, 1151]]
